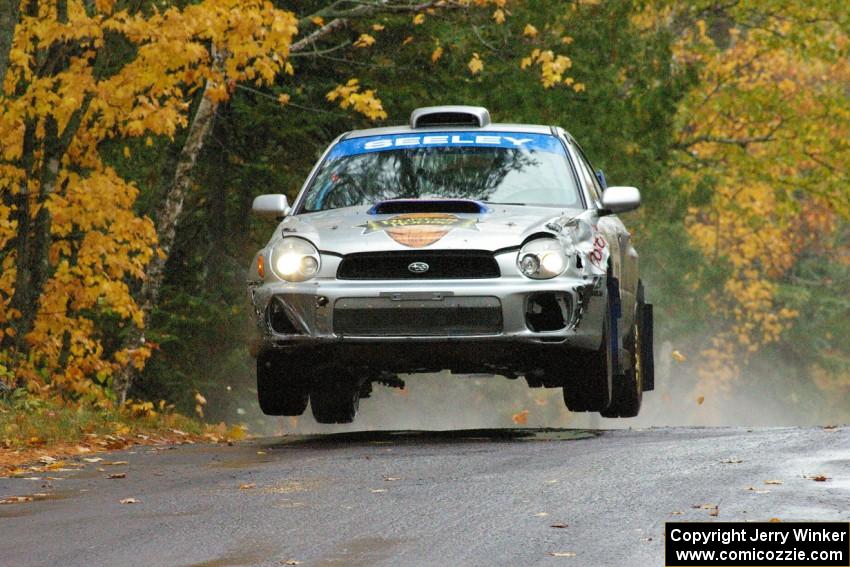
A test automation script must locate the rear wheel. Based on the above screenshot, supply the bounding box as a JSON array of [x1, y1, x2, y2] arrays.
[[310, 365, 361, 424], [562, 304, 612, 412], [601, 283, 646, 418], [256, 350, 309, 416]]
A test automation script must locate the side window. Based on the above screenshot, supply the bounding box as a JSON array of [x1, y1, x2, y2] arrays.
[[573, 146, 603, 204]]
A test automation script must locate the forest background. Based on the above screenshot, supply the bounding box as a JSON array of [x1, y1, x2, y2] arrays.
[[1, 0, 847, 448]]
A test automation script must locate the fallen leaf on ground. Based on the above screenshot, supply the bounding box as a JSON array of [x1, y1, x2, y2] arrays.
[[696, 396, 705, 405], [670, 511, 683, 516], [747, 487, 770, 494], [512, 409, 529, 425], [764, 480, 783, 485], [281, 561, 301, 566], [119, 498, 140, 504], [384, 477, 402, 481], [257, 451, 267, 455], [83, 457, 103, 463], [1, 496, 33, 504], [107, 473, 126, 479], [671, 350, 687, 362], [642, 537, 653, 542], [806, 475, 830, 482], [550, 523, 569, 529], [76, 446, 91, 453], [38, 456, 56, 465], [534, 512, 549, 517], [104, 461, 128, 466], [720, 458, 743, 464], [548, 552, 576, 557], [370, 488, 386, 493], [823, 425, 838, 431], [239, 483, 256, 490], [769, 518, 781, 522]]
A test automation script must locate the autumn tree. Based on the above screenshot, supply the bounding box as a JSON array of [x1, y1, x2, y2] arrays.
[[0, 0, 298, 400], [656, 1, 850, 392]]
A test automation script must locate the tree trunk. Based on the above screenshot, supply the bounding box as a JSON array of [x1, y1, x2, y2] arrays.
[[4, 0, 87, 358], [112, 79, 219, 403], [0, 0, 20, 83]]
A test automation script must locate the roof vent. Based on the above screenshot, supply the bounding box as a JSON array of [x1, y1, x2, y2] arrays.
[[410, 106, 491, 129]]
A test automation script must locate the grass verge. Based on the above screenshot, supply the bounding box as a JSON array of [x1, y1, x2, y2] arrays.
[[0, 396, 242, 475]]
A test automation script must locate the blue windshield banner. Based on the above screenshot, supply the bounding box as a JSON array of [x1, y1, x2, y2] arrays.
[[326, 132, 566, 160]]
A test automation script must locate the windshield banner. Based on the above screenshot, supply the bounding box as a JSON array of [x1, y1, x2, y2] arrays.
[[326, 132, 566, 160]]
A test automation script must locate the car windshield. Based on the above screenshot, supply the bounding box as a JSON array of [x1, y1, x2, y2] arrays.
[[301, 132, 582, 212]]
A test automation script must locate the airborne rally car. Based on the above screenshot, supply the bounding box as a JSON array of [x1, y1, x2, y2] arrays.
[[247, 106, 654, 423]]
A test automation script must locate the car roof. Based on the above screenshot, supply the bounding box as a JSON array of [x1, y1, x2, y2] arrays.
[[344, 122, 558, 139]]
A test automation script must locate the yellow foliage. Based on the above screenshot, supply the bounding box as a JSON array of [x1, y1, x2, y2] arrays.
[[431, 46, 444, 63], [354, 34, 376, 48], [521, 49, 573, 88], [523, 23, 538, 38], [468, 53, 484, 75], [670, 4, 850, 388], [0, 0, 299, 399], [326, 79, 388, 121]]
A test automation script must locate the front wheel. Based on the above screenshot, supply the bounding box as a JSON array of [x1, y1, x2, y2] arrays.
[[256, 350, 310, 416], [601, 283, 647, 418], [310, 365, 361, 424], [562, 303, 612, 413]]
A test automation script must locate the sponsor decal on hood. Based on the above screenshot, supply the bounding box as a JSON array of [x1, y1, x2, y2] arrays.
[[361, 213, 478, 248]]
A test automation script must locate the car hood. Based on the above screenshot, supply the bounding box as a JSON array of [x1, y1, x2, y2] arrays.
[[273, 204, 587, 255]]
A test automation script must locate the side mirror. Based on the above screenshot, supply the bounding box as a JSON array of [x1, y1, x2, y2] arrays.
[[252, 194, 291, 219], [600, 186, 640, 214]]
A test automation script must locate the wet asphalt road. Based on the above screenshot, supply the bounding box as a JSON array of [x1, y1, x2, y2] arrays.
[[1, 426, 848, 567]]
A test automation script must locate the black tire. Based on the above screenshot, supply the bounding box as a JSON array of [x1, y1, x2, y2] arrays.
[[563, 303, 612, 412], [601, 282, 646, 418], [310, 366, 360, 424], [256, 350, 309, 416], [641, 301, 655, 392]]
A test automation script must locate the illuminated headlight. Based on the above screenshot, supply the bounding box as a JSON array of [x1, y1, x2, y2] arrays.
[[270, 237, 320, 282], [518, 238, 567, 279]]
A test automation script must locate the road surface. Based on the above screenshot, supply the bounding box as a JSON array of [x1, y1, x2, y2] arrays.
[[2, 427, 848, 566]]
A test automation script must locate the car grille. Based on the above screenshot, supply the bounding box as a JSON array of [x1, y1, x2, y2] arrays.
[[336, 250, 500, 280], [333, 297, 503, 336]]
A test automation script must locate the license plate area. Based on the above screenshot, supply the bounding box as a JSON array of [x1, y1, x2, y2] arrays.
[[333, 296, 502, 337]]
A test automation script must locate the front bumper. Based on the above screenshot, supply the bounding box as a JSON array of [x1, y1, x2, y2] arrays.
[[249, 273, 608, 353]]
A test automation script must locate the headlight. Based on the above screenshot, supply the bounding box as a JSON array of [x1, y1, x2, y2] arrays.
[[517, 238, 567, 279], [270, 237, 321, 282]]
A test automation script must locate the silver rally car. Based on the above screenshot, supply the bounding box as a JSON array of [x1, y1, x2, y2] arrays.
[[248, 106, 654, 423]]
